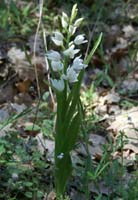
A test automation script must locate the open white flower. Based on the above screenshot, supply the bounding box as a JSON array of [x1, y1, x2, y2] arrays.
[[74, 34, 88, 45], [46, 50, 61, 61], [51, 31, 64, 46], [51, 61, 63, 72], [51, 78, 65, 92], [72, 56, 87, 71], [65, 67, 78, 83], [63, 44, 80, 59]]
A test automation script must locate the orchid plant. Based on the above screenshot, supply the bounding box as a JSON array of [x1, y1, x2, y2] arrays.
[[46, 4, 102, 197]]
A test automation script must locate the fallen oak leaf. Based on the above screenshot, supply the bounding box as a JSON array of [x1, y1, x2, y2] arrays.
[[15, 79, 31, 93]]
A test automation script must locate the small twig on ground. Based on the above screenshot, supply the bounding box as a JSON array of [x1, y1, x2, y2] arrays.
[[42, 24, 55, 110], [33, 0, 44, 99], [31, 0, 44, 134]]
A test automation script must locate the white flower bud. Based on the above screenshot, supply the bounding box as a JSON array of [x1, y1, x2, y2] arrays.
[[61, 12, 69, 28], [70, 4, 78, 23], [51, 79, 65, 92], [51, 61, 63, 72], [46, 50, 61, 61]]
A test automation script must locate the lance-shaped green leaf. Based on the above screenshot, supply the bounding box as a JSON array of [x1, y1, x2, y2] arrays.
[[85, 33, 103, 65], [55, 111, 80, 195]]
